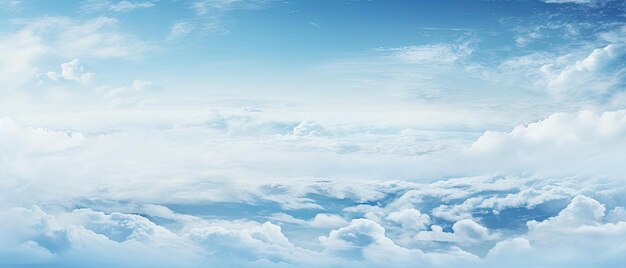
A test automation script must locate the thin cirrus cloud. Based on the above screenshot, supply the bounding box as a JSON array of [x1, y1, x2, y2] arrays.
[[80, 0, 157, 13]]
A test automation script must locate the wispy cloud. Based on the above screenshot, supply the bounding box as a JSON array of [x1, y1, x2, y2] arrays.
[[414, 26, 476, 31], [188, 0, 273, 34], [308, 21, 321, 29], [80, 0, 156, 13], [166, 21, 195, 40]]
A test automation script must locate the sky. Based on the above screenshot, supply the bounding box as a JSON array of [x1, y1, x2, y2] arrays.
[[1, 0, 626, 267]]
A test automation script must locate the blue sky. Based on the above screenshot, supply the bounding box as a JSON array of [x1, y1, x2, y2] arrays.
[[1, 0, 626, 267]]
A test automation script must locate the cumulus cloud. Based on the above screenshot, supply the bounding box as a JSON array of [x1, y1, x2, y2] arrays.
[[386, 208, 431, 231], [415, 219, 500, 246], [0, 206, 203, 267], [483, 196, 626, 267], [2, 0, 626, 266], [543, 44, 626, 98], [0, 164, 625, 267], [291, 120, 330, 137], [320, 219, 420, 260], [187, 221, 317, 264], [528, 195, 605, 229], [0, 108, 626, 266], [308, 214, 350, 229], [320, 219, 478, 266], [1, 188, 624, 267], [466, 110, 626, 177], [58, 59, 94, 83]]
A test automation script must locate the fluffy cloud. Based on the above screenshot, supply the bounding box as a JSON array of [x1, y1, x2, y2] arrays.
[[320, 219, 479, 266], [0, 172, 624, 267], [320, 219, 421, 262], [57, 59, 95, 83], [0, 108, 626, 266], [0, 206, 203, 267], [386, 208, 431, 231], [466, 109, 626, 177], [0, 117, 85, 155], [291, 120, 330, 137], [307, 213, 350, 229], [528, 195, 604, 229], [414, 219, 500, 246], [0, 16, 153, 90], [1, 192, 624, 267], [544, 44, 626, 98], [0, 28, 47, 89], [187, 221, 317, 264], [483, 196, 626, 267]]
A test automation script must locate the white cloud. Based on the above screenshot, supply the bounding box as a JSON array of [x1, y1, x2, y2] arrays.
[[269, 213, 348, 229], [0, 29, 47, 89], [415, 219, 500, 246], [0, 117, 85, 155], [607, 207, 626, 223], [599, 25, 626, 44], [96, 79, 156, 106], [378, 43, 473, 65], [320, 218, 478, 266], [167, 21, 195, 41], [60, 59, 95, 83], [0, 206, 204, 267], [81, 0, 156, 13], [0, 0, 21, 12], [307, 214, 349, 229], [20, 16, 154, 59], [63, 208, 182, 243], [386, 208, 431, 231], [0, 108, 626, 266], [544, 44, 626, 98], [485, 237, 531, 259], [189, 0, 271, 34], [528, 195, 604, 228], [186, 220, 318, 264], [541, 0, 603, 4], [0, 16, 154, 90], [484, 196, 626, 267], [109, 1, 155, 12], [191, 0, 268, 15], [320, 219, 422, 261], [1, 0, 626, 266], [466, 110, 626, 177], [291, 120, 330, 137]]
